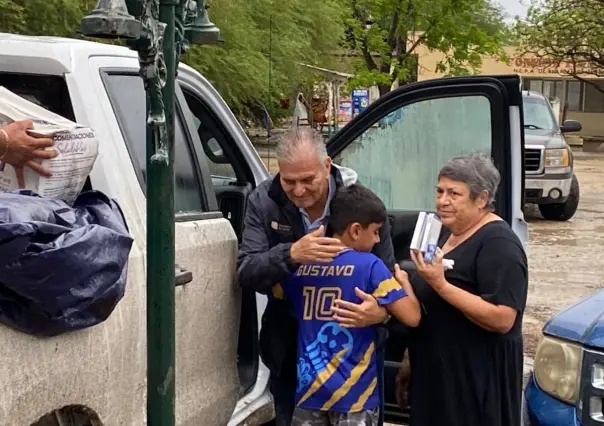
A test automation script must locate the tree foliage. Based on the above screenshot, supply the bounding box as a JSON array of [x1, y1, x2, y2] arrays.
[[344, 0, 510, 95], [0, 0, 512, 115], [186, 0, 347, 119], [0, 0, 90, 36], [516, 0, 604, 92], [0, 0, 346, 120]]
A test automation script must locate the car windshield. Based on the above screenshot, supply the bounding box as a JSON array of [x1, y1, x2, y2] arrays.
[[523, 96, 557, 130]]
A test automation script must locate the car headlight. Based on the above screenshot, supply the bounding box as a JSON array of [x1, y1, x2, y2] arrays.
[[545, 148, 570, 167], [534, 336, 583, 403]]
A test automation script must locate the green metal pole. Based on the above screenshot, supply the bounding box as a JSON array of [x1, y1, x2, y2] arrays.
[[81, 2, 221, 425], [146, 0, 176, 424]]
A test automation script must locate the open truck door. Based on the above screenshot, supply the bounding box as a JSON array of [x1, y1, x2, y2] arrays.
[[326, 75, 527, 424]]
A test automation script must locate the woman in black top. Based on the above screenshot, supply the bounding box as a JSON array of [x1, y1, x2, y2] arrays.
[[408, 153, 528, 426]]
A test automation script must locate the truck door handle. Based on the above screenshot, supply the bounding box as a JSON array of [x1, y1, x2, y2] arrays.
[[175, 264, 193, 287]]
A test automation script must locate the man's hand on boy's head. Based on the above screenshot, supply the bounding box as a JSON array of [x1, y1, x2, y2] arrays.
[[290, 225, 346, 264], [331, 287, 388, 328]]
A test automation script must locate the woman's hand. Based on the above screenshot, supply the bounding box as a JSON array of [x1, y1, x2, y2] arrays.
[[410, 248, 447, 292], [331, 287, 388, 328]]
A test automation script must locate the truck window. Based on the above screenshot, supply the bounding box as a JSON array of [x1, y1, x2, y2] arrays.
[[0, 73, 76, 121], [103, 73, 206, 214], [181, 89, 239, 184], [523, 97, 557, 131], [332, 95, 492, 211]]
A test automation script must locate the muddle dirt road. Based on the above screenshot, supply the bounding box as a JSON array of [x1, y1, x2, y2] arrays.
[[522, 150, 604, 358]]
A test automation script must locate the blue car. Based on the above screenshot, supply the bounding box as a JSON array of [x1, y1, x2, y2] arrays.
[[523, 289, 604, 425]]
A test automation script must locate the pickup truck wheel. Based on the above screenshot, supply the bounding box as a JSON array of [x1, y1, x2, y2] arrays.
[[31, 406, 102, 426], [538, 174, 580, 221]]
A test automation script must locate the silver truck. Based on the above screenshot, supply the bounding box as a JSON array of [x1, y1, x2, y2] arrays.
[[522, 90, 582, 221], [0, 33, 527, 426]]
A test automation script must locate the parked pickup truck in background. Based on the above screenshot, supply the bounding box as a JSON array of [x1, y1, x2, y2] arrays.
[[523, 289, 604, 426], [522, 90, 582, 221], [0, 33, 528, 426]]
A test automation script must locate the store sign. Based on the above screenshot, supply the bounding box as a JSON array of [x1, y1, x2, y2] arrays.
[[513, 56, 604, 76], [351, 89, 370, 117]]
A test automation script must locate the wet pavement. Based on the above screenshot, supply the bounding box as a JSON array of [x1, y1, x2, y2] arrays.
[[522, 150, 604, 357]]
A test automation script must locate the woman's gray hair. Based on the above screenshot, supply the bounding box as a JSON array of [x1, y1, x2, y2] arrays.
[[276, 126, 327, 164], [438, 153, 500, 209]]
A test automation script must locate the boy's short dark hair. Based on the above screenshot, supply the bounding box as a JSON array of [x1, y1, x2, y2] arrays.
[[330, 183, 387, 235]]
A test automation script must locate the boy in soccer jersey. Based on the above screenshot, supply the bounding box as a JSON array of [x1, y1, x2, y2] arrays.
[[283, 183, 421, 426]]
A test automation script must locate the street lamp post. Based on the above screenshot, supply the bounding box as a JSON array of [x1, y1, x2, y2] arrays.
[[80, 1, 221, 425]]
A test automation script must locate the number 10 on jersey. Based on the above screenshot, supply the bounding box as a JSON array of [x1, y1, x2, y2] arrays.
[[302, 286, 342, 321]]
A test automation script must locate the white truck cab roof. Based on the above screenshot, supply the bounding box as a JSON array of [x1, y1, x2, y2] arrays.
[[0, 32, 201, 82]]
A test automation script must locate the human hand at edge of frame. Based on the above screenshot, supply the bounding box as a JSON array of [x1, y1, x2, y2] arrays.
[[1, 120, 57, 177]]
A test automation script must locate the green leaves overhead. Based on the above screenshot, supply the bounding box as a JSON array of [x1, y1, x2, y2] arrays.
[[516, 0, 604, 86], [0, 0, 90, 37], [0, 0, 510, 117], [344, 0, 509, 95], [0, 0, 347, 119], [186, 0, 347, 117]]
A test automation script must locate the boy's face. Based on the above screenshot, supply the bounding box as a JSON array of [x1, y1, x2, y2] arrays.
[[346, 222, 382, 252]]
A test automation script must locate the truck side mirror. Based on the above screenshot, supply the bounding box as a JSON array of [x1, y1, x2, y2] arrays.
[[561, 120, 582, 133]]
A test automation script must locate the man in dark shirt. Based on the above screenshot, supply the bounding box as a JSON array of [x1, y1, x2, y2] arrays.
[[237, 127, 396, 426]]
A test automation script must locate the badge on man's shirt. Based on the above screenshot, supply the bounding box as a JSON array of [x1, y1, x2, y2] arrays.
[[271, 221, 292, 232]]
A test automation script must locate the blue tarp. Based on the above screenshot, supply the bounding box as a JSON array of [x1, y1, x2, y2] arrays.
[[0, 190, 134, 337]]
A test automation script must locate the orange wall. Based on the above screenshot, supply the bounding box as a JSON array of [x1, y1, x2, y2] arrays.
[[416, 46, 604, 137], [416, 46, 604, 81]]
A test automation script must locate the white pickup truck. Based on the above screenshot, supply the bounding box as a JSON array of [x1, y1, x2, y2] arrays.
[[0, 33, 527, 426]]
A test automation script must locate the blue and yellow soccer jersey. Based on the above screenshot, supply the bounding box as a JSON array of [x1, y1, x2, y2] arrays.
[[283, 249, 407, 413]]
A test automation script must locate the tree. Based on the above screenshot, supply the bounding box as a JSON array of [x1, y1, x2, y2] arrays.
[[0, 0, 348, 122], [0, 0, 89, 37], [343, 0, 510, 96], [516, 0, 604, 93], [184, 0, 348, 120]]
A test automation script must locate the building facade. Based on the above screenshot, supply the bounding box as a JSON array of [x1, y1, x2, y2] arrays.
[[417, 46, 604, 138]]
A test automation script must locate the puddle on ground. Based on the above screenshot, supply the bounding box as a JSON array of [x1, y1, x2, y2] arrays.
[[523, 152, 604, 357]]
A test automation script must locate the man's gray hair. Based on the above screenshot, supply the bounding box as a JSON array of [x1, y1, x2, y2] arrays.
[[438, 153, 500, 209], [276, 126, 328, 164]]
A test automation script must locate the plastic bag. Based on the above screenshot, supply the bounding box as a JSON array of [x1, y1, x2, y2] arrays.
[[0, 190, 134, 336]]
